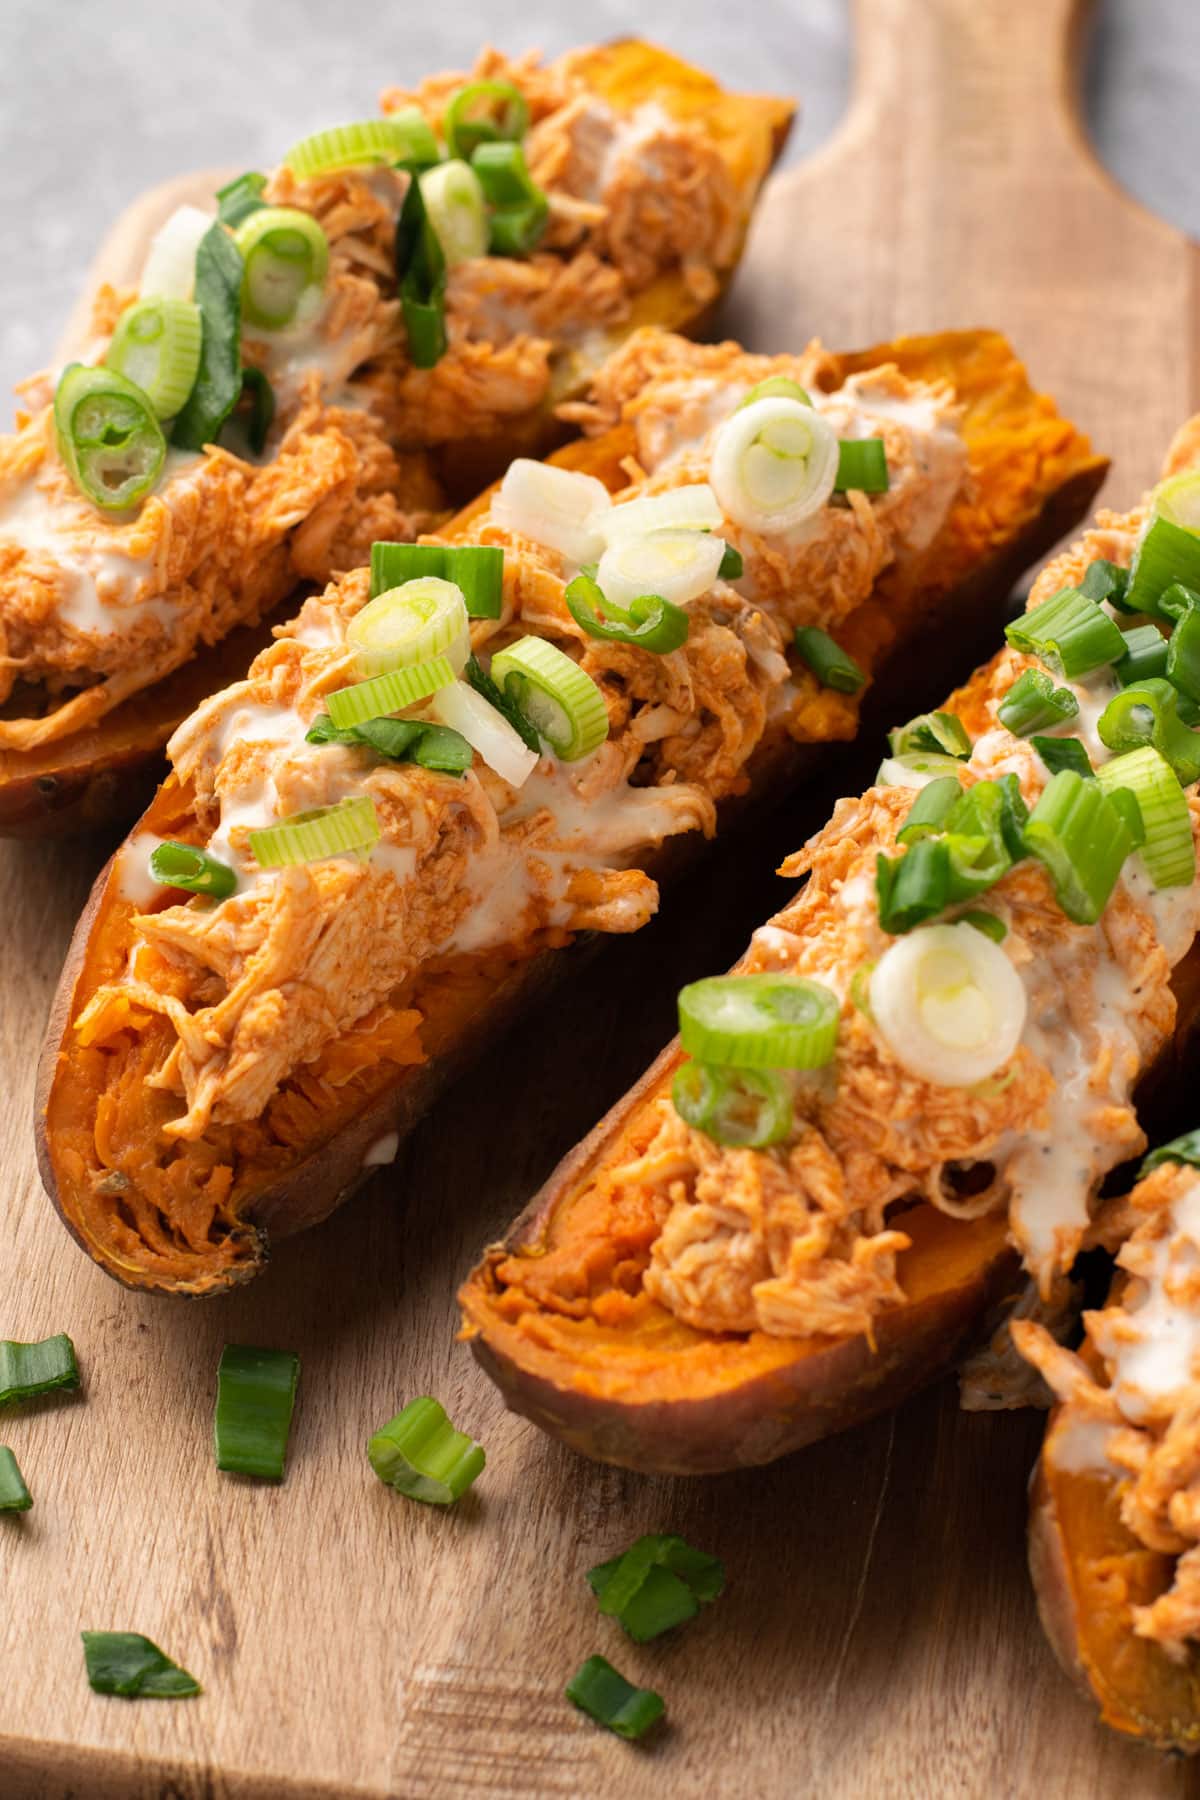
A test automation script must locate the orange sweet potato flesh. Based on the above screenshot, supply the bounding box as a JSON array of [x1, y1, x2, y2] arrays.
[[36, 330, 1104, 1297], [1028, 1369, 1200, 1751], [2, 40, 795, 840]]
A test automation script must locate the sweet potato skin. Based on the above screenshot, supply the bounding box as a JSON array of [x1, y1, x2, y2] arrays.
[[35, 331, 1106, 1295]]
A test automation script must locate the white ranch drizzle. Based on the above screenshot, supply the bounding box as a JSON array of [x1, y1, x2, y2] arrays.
[[1093, 1183, 1200, 1424]]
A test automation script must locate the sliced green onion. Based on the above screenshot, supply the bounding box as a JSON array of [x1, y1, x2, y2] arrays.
[[1031, 735, 1093, 779], [888, 710, 972, 760], [238, 365, 275, 457], [897, 775, 962, 844], [54, 365, 165, 510], [738, 375, 812, 409], [149, 840, 237, 898], [82, 1633, 200, 1699], [1106, 785, 1146, 847], [492, 458, 613, 563], [595, 530, 723, 611], [285, 114, 439, 178], [348, 578, 469, 679], [959, 910, 1007, 943], [671, 1059, 793, 1149], [1005, 586, 1125, 678], [869, 919, 1028, 1087], [368, 1396, 485, 1504], [601, 486, 722, 544], [428, 681, 536, 785], [793, 625, 866, 693], [1097, 747, 1194, 888], [138, 204, 212, 302], [1080, 557, 1134, 611], [216, 171, 267, 228], [107, 299, 203, 420], [565, 573, 688, 655], [1141, 1128, 1200, 1178], [234, 207, 328, 330], [718, 543, 744, 580], [587, 1535, 724, 1643], [997, 668, 1079, 736], [835, 438, 890, 493], [565, 1656, 664, 1741], [1167, 601, 1200, 707], [710, 394, 839, 534], [0, 1447, 31, 1511], [171, 222, 243, 451], [953, 772, 1028, 857], [1022, 770, 1134, 924], [371, 541, 504, 619], [444, 80, 530, 160], [876, 839, 950, 934], [1096, 678, 1200, 786], [306, 711, 473, 778], [471, 141, 549, 256], [1126, 512, 1200, 618], [490, 636, 608, 761], [419, 160, 488, 266], [395, 169, 447, 369], [678, 974, 838, 1070], [876, 751, 967, 790], [1116, 623, 1169, 687], [249, 795, 380, 868], [213, 1345, 299, 1481], [0, 1334, 79, 1407], [326, 657, 456, 729], [465, 653, 540, 752]]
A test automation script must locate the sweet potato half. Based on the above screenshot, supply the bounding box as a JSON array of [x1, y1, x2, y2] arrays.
[[2, 40, 794, 841], [1027, 1405, 1200, 1754], [36, 329, 1102, 1297]]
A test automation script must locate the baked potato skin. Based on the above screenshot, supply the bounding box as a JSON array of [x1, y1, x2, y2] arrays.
[[1027, 1418, 1200, 1753], [35, 331, 1105, 1295]]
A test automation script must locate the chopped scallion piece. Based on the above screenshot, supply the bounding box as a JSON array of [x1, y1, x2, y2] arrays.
[[1022, 770, 1134, 924], [348, 578, 468, 679], [888, 709, 971, 760], [368, 1396, 484, 1504], [1030, 735, 1092, 779], [369, 540, 504, 618], [876, 750, 966, 789], [678, 974, 838, 1070], [490, 636, 608, 761], [106, 298, 203, 420], [444, 80, 530, 161], [419, 159, 488, 266], [215, 171, 267, 228], [876, 838, 950, 934], [0, 1447, 32, 1511], [1167, 599, 1200, 706], [565, 1656, 664, 1741], [1096, 678, 1200, 786], [471, 142, 549, 256], [149, 840, 237, 898], [213, 1345, 299, 1481], [1125, 506, 1200, 618], [835, 437, 889, 493], [717, 543, 744, 580], [1005, 586, 1125, 678], [171, 223, 244, 451], [305, 712, 472, 776], [587, 1534, 725, 1642], [671, 1059, 792, 1149], [395, 169, 447, 368], [1097, 747, 1193, 887], [996, 668, 1079, 736], [465, 653, 540, 753], [1141, 1128, 1200, 1178], [1080, 557, 1133, 611], [738, 375, 812, 409], [959, 910, 1008, 943], [82, 1632, 201, 1699], [1116, 622, 1169, 687], [326, 656, 457, 728], [54, 365, 166, 510], [248, 796, 380, 870], [0, 1334, 79, 1406], [285, 114, 439, 178], [793, 625, 866, 693], [487, 201, 550, 258], [565, 573, 689, 655], [234, 207, 329, 329], [897, 775, 962, 844]]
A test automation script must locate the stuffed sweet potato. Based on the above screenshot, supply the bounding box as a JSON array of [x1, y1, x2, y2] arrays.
[[461, 419, 1200, 1476], [0, 40, 792, 837], [1016, 1137, 1200, 1752], [36, 326, 1100, 1296]]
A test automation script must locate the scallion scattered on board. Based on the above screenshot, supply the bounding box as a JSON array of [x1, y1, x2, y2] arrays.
[[213, 1345, 299, 1481], [82, 1632, 201, 1699], [0, 1447, 32, 1511], [587, 1534, 726, 1643], [0, 1334, 79, 1406], [367, 1396, 485, 1505], [565, 1655, 665, 1740]]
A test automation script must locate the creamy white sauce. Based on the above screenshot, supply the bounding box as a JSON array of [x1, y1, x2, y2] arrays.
[[1096, 1188, 1200, 1423], [363, 1131, 400, 1167], [1049, 1416, 1121, 1476], [115, 831, 167, 907]]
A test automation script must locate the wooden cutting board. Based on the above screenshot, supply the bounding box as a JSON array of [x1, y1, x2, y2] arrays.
[[3, 3, 1199, 1795]]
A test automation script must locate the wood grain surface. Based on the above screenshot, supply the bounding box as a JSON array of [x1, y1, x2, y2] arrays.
[[4, 2, 1200, 1796]]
